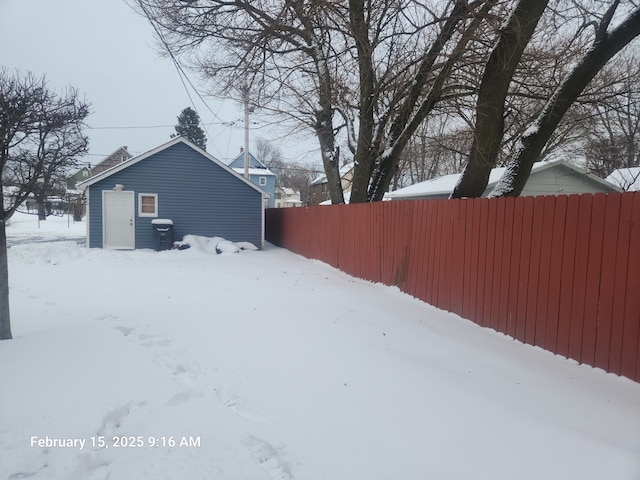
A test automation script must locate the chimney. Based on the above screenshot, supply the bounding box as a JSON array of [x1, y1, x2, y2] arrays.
[[240, 146, 244, 153]]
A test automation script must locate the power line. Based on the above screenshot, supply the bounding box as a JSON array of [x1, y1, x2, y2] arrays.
[[87, 121, 234, 130], [133, 0, 234, 160]]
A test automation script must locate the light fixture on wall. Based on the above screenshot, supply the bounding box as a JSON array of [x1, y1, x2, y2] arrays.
[[113, 184, 125, 191]]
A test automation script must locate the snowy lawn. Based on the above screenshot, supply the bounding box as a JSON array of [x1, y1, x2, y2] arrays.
[[1, 212, 639, 480]]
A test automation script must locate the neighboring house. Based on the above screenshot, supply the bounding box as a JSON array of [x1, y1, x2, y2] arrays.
[[66, 147, 131, 189], [275, 187, 303, 208], [227, 149, 276, 208], [386, 159, 620, 200], [66, 166, 91, 190], [605, 167, 640, 191], [77, 137, 267, 250], [308, 162, 355, 205], [91, 146, 133, 176]]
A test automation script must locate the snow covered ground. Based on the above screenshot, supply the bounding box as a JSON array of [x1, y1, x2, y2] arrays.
[[1, 212, 639, 480]]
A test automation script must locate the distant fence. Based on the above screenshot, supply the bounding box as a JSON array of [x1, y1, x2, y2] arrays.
[[266, 193, 640, 383]]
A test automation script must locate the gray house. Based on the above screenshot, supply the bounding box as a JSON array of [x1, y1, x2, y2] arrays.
[[78, 137, 266, 250], [227, 150, 276, 207], [386, 159, 620, 200]]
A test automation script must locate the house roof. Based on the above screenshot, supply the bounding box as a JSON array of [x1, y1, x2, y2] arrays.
[[90, 146, 132, 176], [311, 162, 355, 186], [386, 159, 618, 199], [227, 151, 275, 177], [231, 167, 276, 177], [277, 187, 300, 195], [605, 167, 640, 191], [76, 137, 268, 197]]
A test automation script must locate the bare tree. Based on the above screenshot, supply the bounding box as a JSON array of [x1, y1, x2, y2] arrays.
[[0, 70, 89, 340], [583, 51, 640, 177], [131, 0, 348, 203], [132, 1, 639, 201], [392, 115, 472, 189], [451, 0, 549, 198], [354, 0, 501, 201], [490, 2, 640, 197], [131, 0, 503, 203], [255, 138, 316, 202]]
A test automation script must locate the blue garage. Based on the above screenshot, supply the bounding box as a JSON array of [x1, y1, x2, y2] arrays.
[[78, 137, 266, 250]]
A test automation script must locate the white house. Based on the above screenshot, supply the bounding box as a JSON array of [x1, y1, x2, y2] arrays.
[[308, 162, 354, 205], [275, 187, 303, 208], [386, 159, 620, 200]]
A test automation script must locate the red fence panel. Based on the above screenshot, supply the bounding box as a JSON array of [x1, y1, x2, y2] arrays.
[[514, 197, 534, 343], [450, 200, 467, 318], [609, 193, 633, 375], [621, 193, 640, 380], [546, 195, 568, 352], [595, 194, 622, 371], [582, 195, 607, 367], [556, 194, 580, 359], [265, 192, 640, 383]]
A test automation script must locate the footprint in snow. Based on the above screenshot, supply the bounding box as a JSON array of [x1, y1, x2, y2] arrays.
[[214, 385, 271, 424], [96, 401, 144, 437], [166, 390, 203, 407], [245, 436, 294, 480], [113, 325, 134, 337]]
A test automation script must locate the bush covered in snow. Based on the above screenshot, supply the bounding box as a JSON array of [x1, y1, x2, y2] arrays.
[[175, 235, 258, 254]]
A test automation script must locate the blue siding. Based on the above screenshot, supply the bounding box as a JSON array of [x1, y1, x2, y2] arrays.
[[251, 173, 276, 208], [228, 152, 276, 207], [228, 152, 262, 169], [88, 142, 263, 249]]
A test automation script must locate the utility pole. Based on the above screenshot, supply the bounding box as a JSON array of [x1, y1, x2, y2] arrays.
[[243, 86, 250, 179]]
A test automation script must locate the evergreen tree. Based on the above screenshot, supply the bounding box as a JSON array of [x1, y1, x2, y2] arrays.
[[172, 107, 207, 150]]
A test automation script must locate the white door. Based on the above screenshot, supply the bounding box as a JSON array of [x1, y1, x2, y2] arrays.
[[103, 190, 135, 249]]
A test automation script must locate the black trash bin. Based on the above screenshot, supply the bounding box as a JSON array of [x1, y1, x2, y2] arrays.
[[151, 219, 174, 251]]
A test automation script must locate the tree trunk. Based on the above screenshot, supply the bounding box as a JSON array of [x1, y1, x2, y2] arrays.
[[348, 0, 376, 204], [0, 218, 12, 340], [451, 0, 549, 198], [312, 40, 344, 204], [367, 0, 496, 201], [491, 4, 640, 197], [315, 108, 344, 204], [37, 202, 47, 221]]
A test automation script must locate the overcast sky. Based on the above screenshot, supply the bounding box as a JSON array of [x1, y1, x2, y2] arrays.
[[0, 0, 318, 167]]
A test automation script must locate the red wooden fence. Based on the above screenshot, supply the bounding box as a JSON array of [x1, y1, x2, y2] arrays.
[[265, 192, 640, 383]]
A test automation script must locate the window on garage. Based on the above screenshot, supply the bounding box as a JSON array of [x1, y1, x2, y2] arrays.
[[138, 193, 158, 217]]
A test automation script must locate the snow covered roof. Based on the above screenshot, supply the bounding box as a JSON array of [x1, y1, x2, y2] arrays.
[[76, 137, 268, 197], [231, 167, 276, 177], [606, 167, 640, 192], [386, 159, 618, 199], [320, 191, 351, 205], [311, 162, 355, 186], [277, 187, 299, 196], [227, 151, 268, 170]]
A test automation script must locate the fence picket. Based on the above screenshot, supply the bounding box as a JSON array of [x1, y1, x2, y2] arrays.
[[622, 194, 640, 380], [608, 193, 633, 375], [499, 198, 515, 335], [557, 195, 580, 359], [462, 200, 478, 320], [595, 194, 622, 371], [490, 198, 506, 332], [546, 195, 568, 352], [582, 195, 607, 367], [515, 197, 535, 343]]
